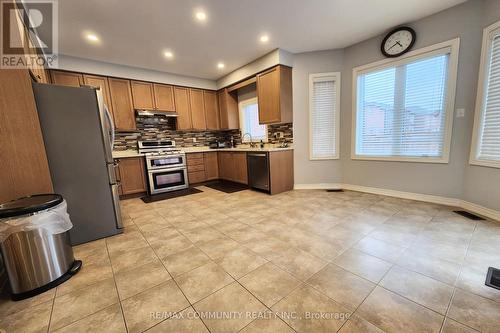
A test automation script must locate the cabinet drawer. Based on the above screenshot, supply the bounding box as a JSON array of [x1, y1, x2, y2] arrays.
[[187, 157, 204, 166], [188, 164, 205, 172], [188, 171, 206, 184], [187, 153, 204, 161]]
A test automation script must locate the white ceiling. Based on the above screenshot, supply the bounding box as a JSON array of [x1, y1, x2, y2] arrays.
[[49, 0, 466, 80]]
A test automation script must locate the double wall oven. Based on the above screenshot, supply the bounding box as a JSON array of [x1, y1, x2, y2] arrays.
[[138, 141, 189, 195]]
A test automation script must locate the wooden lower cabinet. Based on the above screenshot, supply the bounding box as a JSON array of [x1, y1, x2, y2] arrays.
[[186, 152, 219, 184], [218, 152, 247, 185], [115, 157, 147, 195], [218, 152, 234, 182], [204, 152, 219, 180], [269, 150, 294, 195], [232, 152, 248, 184], [187, 153, 205, 184]]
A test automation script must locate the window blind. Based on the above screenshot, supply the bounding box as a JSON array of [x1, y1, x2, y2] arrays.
[[311, 77, 338, 159], [355, 53, 450, 159], [477, 33, 500, 161]]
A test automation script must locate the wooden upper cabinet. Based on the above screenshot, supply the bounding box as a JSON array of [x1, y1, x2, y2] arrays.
[[83, 74, 114, 116], [50, 70, 83, 87], [174, 87, 192, 130], [256, 65, 293, 124], [232, 152, 248, 185], [217, 88, 239, 130], [131, 81, 155, 110], [108, 78, 136, 131], [153, 84, 175, 111], [189, 89, 206, 130], [204, 90, 220, 130]]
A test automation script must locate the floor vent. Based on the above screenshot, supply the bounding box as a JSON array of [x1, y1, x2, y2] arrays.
[[485, 267, 500, 290], [453, 210, 485, 220], [326, 189, 344, 192]]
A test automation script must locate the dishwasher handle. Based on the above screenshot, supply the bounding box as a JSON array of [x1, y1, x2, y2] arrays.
[[248, 153, 267, 157]]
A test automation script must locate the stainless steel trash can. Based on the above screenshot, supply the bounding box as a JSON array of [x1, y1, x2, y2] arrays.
[[0, 194, 82, 300]]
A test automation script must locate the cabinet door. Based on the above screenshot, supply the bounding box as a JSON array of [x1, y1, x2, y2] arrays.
[[218, 152, 234, 181], [50, 70, 83, 87], [188, 171, 206, 184], [204, 152, 219, 180], [232, 152, 248, 184], [131, 81, 155, 110], [204, 90, 220, 130], [117, 158, 147, 195], [174, 87, 192, 130], [108, 78, 136, 130], [190, 89, 206, 130], [217, 88, 239, 130], [153, 84, 175, 111], [83, 74, 114, 117], [257, 66, 281, 124]]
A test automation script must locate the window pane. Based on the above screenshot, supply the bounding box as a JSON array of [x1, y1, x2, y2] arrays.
[[311, 78, 337, 159], [240, 101, 267, 141], [356, 53, 449, 158], [478, 34, 500, 161]]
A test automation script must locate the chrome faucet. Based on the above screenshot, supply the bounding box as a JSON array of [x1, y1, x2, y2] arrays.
[[242, 133, 256, 147]]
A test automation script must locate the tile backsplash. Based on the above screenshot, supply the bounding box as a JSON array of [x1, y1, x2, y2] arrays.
[[114, 116, 293, 150]]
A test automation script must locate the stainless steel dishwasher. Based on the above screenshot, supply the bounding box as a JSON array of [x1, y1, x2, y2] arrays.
[[247, 152, 270, 192]]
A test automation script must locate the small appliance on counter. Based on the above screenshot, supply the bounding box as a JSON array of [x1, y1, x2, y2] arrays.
[[209, 141, 227, 149], [138, 140, 189, 195]]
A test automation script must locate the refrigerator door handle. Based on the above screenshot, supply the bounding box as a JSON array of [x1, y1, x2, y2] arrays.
[[104, 104, 115, 150], [111, 184, 123, 229]]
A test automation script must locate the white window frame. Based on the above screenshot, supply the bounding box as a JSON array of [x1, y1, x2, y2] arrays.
[[238, 97, 268, 143], [470, 21, 500, 169], [351, 38, 460, 163], [309, 72, 341, 160]]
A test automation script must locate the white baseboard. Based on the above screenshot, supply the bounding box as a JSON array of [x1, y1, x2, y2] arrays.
[[461, 200, 500, 222], [294, 182, 500, 222], [294, 183, 342, 190], [340, 184, 462, 207]]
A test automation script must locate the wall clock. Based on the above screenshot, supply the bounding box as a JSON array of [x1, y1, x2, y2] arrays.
[[381, 27, 416, 58]]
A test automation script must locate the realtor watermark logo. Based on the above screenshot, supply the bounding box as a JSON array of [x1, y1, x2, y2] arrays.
[[1, 0, 58, 68]]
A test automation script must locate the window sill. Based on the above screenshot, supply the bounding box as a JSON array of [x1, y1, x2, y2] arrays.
[[469, 159, 500, 169], [310, 156, 339, 161], [351, 155, 449, 164]]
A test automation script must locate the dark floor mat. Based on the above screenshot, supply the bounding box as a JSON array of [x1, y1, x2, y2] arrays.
[[141, 188, 203, 203], [205, 181, 249, 193]]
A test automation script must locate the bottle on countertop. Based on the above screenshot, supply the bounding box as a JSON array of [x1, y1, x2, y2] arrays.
[[230, 136, 235, 148]]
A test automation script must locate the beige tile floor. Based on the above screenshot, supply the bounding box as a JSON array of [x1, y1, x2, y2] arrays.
[[1, 187, 500, 332]]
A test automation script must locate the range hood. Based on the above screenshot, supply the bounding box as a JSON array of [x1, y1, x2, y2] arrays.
[[135, 109, 178, 117]]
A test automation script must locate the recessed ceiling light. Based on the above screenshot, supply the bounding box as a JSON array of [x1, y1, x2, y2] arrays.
[[85, 33, 99, 42], [217, 62, 225, 69], [163, 51, 174, 59], [260, 35, 269, 43], [195, 11, 207, 21]]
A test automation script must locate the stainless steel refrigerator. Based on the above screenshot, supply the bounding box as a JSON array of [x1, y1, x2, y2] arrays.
[[32, 83, 123, 245]]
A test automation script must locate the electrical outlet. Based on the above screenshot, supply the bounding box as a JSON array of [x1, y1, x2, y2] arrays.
[[456, 108, 465, 118]]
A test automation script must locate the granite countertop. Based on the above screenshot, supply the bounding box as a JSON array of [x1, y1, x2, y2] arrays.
[[112, 145, 293, 158]]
